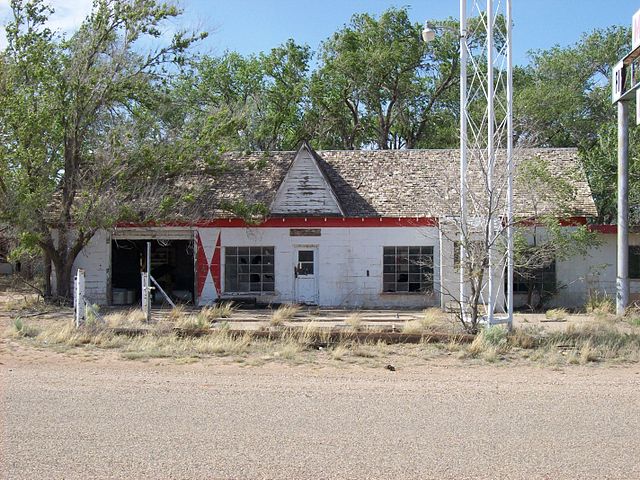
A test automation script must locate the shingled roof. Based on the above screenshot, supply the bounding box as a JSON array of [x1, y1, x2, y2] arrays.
[[184, 145, 597, 219]]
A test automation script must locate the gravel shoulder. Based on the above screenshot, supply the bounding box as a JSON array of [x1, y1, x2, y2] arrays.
[[2, 342, 640, 480]]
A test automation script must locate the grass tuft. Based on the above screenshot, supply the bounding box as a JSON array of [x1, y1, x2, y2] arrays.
[[270, 304, 300, 327], [199, 302, 237, 322], [545, 308, 568, 322], [585, 291, 615, 317], [345, 312, 363, 331], [10, 317, 40, 338], [175, 315, 211, 334]]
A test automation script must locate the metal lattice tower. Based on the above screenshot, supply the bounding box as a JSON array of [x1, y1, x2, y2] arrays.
[[459, 0, 513, 327]]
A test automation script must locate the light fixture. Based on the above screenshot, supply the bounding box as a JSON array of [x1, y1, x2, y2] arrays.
[[421, 22, 435, 43]]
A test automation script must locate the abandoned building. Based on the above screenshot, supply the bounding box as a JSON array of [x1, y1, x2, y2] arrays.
[[59, 142, 634, 310]]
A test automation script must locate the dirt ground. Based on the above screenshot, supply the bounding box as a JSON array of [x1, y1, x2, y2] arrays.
[[2, 278, 640, 478], [2, 341, 640, 479]]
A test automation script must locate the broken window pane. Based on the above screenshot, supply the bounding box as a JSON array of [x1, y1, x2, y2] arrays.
[[224, 246, 276, 293], [382, 246, 434, 293]]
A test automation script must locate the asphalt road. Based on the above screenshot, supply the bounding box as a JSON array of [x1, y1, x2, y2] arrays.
[[2, 354, 640, 479]]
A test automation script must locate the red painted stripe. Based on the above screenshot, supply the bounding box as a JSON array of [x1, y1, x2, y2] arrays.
[[576, 224, 640, 234], [211, 233, 221, 295], [117, 217, 439, 228], [195, 232, 208, 297], [514, 216, 588, 227]]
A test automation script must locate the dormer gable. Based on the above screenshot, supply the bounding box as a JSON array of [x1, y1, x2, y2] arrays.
[[270, 142, 344, 216]]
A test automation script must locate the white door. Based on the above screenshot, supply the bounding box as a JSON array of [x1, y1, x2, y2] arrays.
[[294, 248, 318, 305]]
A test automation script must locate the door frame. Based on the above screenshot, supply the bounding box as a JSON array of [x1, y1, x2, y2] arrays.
[[293, 245, 319, 305]]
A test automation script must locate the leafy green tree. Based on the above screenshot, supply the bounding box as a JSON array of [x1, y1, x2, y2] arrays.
[[181, 39, 310, 153], [515, 26, 630, 149], [0, 0, 203, 300], [514, 26, 634, 223], [308, 8, 461, 150]]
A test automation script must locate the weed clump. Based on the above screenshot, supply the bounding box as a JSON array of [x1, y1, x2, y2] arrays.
[[10, 317, 40, 338], [545, 308, 568, 322], [270, 304, 300, 327]]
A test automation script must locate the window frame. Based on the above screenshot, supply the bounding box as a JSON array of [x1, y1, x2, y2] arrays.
[[382, 246, 434, 294], [223, 246, 275, 294], [512, 260, 557, 295]]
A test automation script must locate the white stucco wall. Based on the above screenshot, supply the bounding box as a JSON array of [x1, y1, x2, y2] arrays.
[[68, 226, 631, 310], [213, 225, 441, 308]]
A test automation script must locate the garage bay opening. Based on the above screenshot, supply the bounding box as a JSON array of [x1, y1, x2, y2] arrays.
[[111, 239, 195, 306]]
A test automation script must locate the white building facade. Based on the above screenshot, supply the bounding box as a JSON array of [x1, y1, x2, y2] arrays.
[[66, 143, 627, 310]]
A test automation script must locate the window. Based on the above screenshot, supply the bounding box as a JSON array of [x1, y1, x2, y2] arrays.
[[383, 246, 434, 293], [224, 247, 275, 293], [513, 261, 556, 295], [296, 250, 314, 275], [630, 246, 640, 279]]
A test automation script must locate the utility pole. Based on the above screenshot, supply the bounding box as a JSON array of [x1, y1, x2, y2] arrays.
[[617, 100, 629, 316], [612, 7, 640, 316]]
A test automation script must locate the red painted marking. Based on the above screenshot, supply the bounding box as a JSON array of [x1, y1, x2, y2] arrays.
[[195, 232, 209, 297], [589, 224, 617, 234], [211, 233, 221, 295], [117, 217, 439, 229], [513, 216, 588, 227]]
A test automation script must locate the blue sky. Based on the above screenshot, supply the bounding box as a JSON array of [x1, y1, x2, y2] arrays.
[[0, 0, 636, 65], [183, 0, 636, 65]]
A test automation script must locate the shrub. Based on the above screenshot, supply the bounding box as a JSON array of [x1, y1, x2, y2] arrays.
[[11, 317, 39, 338]]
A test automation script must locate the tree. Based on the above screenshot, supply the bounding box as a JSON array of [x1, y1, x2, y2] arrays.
[[514, 26, 633, 223], [180, 39, 311, 153], [308, 8, 461, 150], [0, 0, 204, 300], [513, 157, 599, 309]]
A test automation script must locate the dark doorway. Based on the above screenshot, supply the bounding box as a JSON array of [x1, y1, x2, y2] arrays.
[[111, 239, 195, 305]]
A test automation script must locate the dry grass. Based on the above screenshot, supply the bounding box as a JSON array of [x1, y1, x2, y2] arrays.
[[9, 317, 40, 338], [585, 291, 615, 317], [270, 304, 300, 327], [175, 314, 211, 334], [104, 309, 147, 328], [545, 308, 568, 322], [345, 312, 363, 331], [10, 302, 640, 368], [167, 305, 187, 322], [199, 302, 237, 322], [402, 308, 453, 335], [4, 294, 56, 313]]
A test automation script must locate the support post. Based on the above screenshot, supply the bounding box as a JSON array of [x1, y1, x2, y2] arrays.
[[141, 272, 151, 322], [617, 100, 630, 316], [74, 269, 85, 327], [459, 0, 468, 319], [506, 0, 514, 330], [486, 0, 495, 324]]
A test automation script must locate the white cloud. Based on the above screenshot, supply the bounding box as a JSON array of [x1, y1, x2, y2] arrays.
[[0, 0, 93, 48]]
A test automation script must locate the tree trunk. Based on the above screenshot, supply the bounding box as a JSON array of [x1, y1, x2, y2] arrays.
[[43, 251, 52, 298], [51, 256, 74, 301]]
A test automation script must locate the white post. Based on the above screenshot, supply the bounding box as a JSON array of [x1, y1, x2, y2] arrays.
[[486, 0, 495, 324], [506, 0, 514, 329], [141, 272, 151, 322], [74, 269, 85, 327], [617, 100, 630, 316]]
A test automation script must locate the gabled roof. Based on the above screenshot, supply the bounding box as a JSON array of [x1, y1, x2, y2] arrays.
[[270, 142, 344, 216], [181, 147, 597, 219]]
